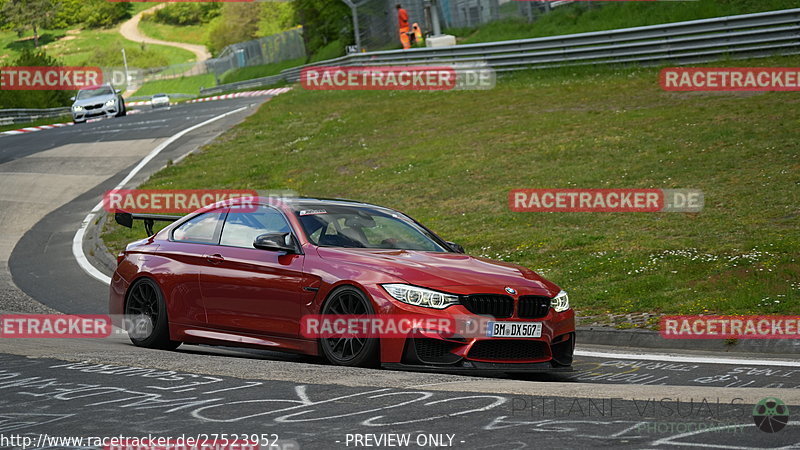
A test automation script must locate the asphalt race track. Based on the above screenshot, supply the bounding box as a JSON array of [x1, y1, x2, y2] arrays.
[[0, 98, 798, 450]]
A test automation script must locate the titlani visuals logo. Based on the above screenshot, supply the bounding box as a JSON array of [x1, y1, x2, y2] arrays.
[[753, 397, 789, 433]]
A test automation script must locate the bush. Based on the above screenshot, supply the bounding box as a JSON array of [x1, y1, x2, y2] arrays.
[[294, 0, 352, 58], [51, 0, 130, 29], [309, 39, 346, 63], [50, 0, 83, 28], [259, 1, 295, 36], [145, 3, 222, 26], [82, 0, 131, 28], [207, 4, 259, 54], [0, 48, 72, 108]]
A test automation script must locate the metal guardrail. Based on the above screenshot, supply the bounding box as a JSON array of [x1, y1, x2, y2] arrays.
[[200, 74, 284, 96], [203, 8, 800, 93], [277, 8, 800, 82], [0, 107, 70, 126], [200, 8, 800, 94]]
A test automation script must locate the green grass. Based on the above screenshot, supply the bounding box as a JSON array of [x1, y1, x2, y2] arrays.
[[2, 26, 196, 69], [0, 29, 67, 65], [449, 0, 800, 44], [51, 28, 196, 67], [0, 115, 73, 133], [132, 73, 216, 96], [102, 55, 800, 319], [138, 20, 209, 46], [219, 58, 305, 85]]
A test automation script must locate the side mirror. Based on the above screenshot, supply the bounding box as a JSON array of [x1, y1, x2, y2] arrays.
[[446, 241, 465, 253], [115, 89, 121, 94], [70, 96, 75, 101], [253, 233, 297, 253]]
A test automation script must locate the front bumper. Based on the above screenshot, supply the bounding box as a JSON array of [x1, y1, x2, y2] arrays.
[[363, 284, 576, 372], [72, 103, 119, 121], [394, 331, 575, 371]]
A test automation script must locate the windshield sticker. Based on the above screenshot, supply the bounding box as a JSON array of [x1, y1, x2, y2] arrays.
[[300, 209, 327, 216]]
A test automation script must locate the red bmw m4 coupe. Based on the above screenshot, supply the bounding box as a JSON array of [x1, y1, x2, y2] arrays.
[[109, 197, 575, 373]]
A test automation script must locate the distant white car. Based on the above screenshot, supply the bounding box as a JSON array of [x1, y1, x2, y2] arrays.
[[151, 94, 170, 108]]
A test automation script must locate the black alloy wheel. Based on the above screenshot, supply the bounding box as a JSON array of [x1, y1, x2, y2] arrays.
[[125, 277, 180, 350], [319, 286, 379, 367]]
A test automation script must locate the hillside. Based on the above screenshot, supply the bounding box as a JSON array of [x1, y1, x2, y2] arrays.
[[102, 56, 800, 324]]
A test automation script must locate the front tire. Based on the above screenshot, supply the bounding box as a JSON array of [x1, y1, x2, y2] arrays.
[[319, 286, 379, 367], [124, 277, 180, 350], [116, 98, 127, 117]]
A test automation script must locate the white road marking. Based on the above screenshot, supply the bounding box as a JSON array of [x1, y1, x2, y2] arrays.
[[575, 349, 800, 367], [72, 106, 249, 285], [66, 98, 799, 368]]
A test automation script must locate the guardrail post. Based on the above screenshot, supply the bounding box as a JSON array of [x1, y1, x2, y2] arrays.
[[342, 0, 362, 53]]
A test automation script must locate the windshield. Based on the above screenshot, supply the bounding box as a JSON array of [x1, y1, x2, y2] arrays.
[[76, 86, 114, 100], [295, 205, 448, 252]]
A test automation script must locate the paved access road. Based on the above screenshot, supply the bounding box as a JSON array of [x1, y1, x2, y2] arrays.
[[0, 97, 798, 450]]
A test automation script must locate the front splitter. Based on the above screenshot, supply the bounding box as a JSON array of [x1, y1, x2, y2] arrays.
[[383, 361, 573, 374]]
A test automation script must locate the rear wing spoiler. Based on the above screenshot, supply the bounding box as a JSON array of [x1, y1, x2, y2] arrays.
[[114, 211, 182, 236]]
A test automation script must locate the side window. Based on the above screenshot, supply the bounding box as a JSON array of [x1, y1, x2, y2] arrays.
[[220, 205, 292, 248], [172, 211, 226, 244]]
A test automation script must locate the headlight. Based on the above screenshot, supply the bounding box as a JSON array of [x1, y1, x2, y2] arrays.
[[382, 284, 459, 309], [551, 290, 570, 312], [72, 105, 83, 111], [105, 98, 117, 107]]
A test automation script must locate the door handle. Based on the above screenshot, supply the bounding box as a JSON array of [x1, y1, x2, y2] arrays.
[[206, 253, 224, 264]]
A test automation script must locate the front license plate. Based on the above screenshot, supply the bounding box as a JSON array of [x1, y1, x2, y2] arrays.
[[486, 321, 542, 338]]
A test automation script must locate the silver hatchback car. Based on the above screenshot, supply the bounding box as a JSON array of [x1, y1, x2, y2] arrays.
[[71, 84, 127, 123]]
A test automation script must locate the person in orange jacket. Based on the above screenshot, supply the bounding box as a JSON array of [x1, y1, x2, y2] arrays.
[[397, 4, 411, 49]]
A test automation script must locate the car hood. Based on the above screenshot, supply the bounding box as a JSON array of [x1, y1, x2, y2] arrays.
[[316, 247, 558, 295], [73, 95, 116, 107]]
